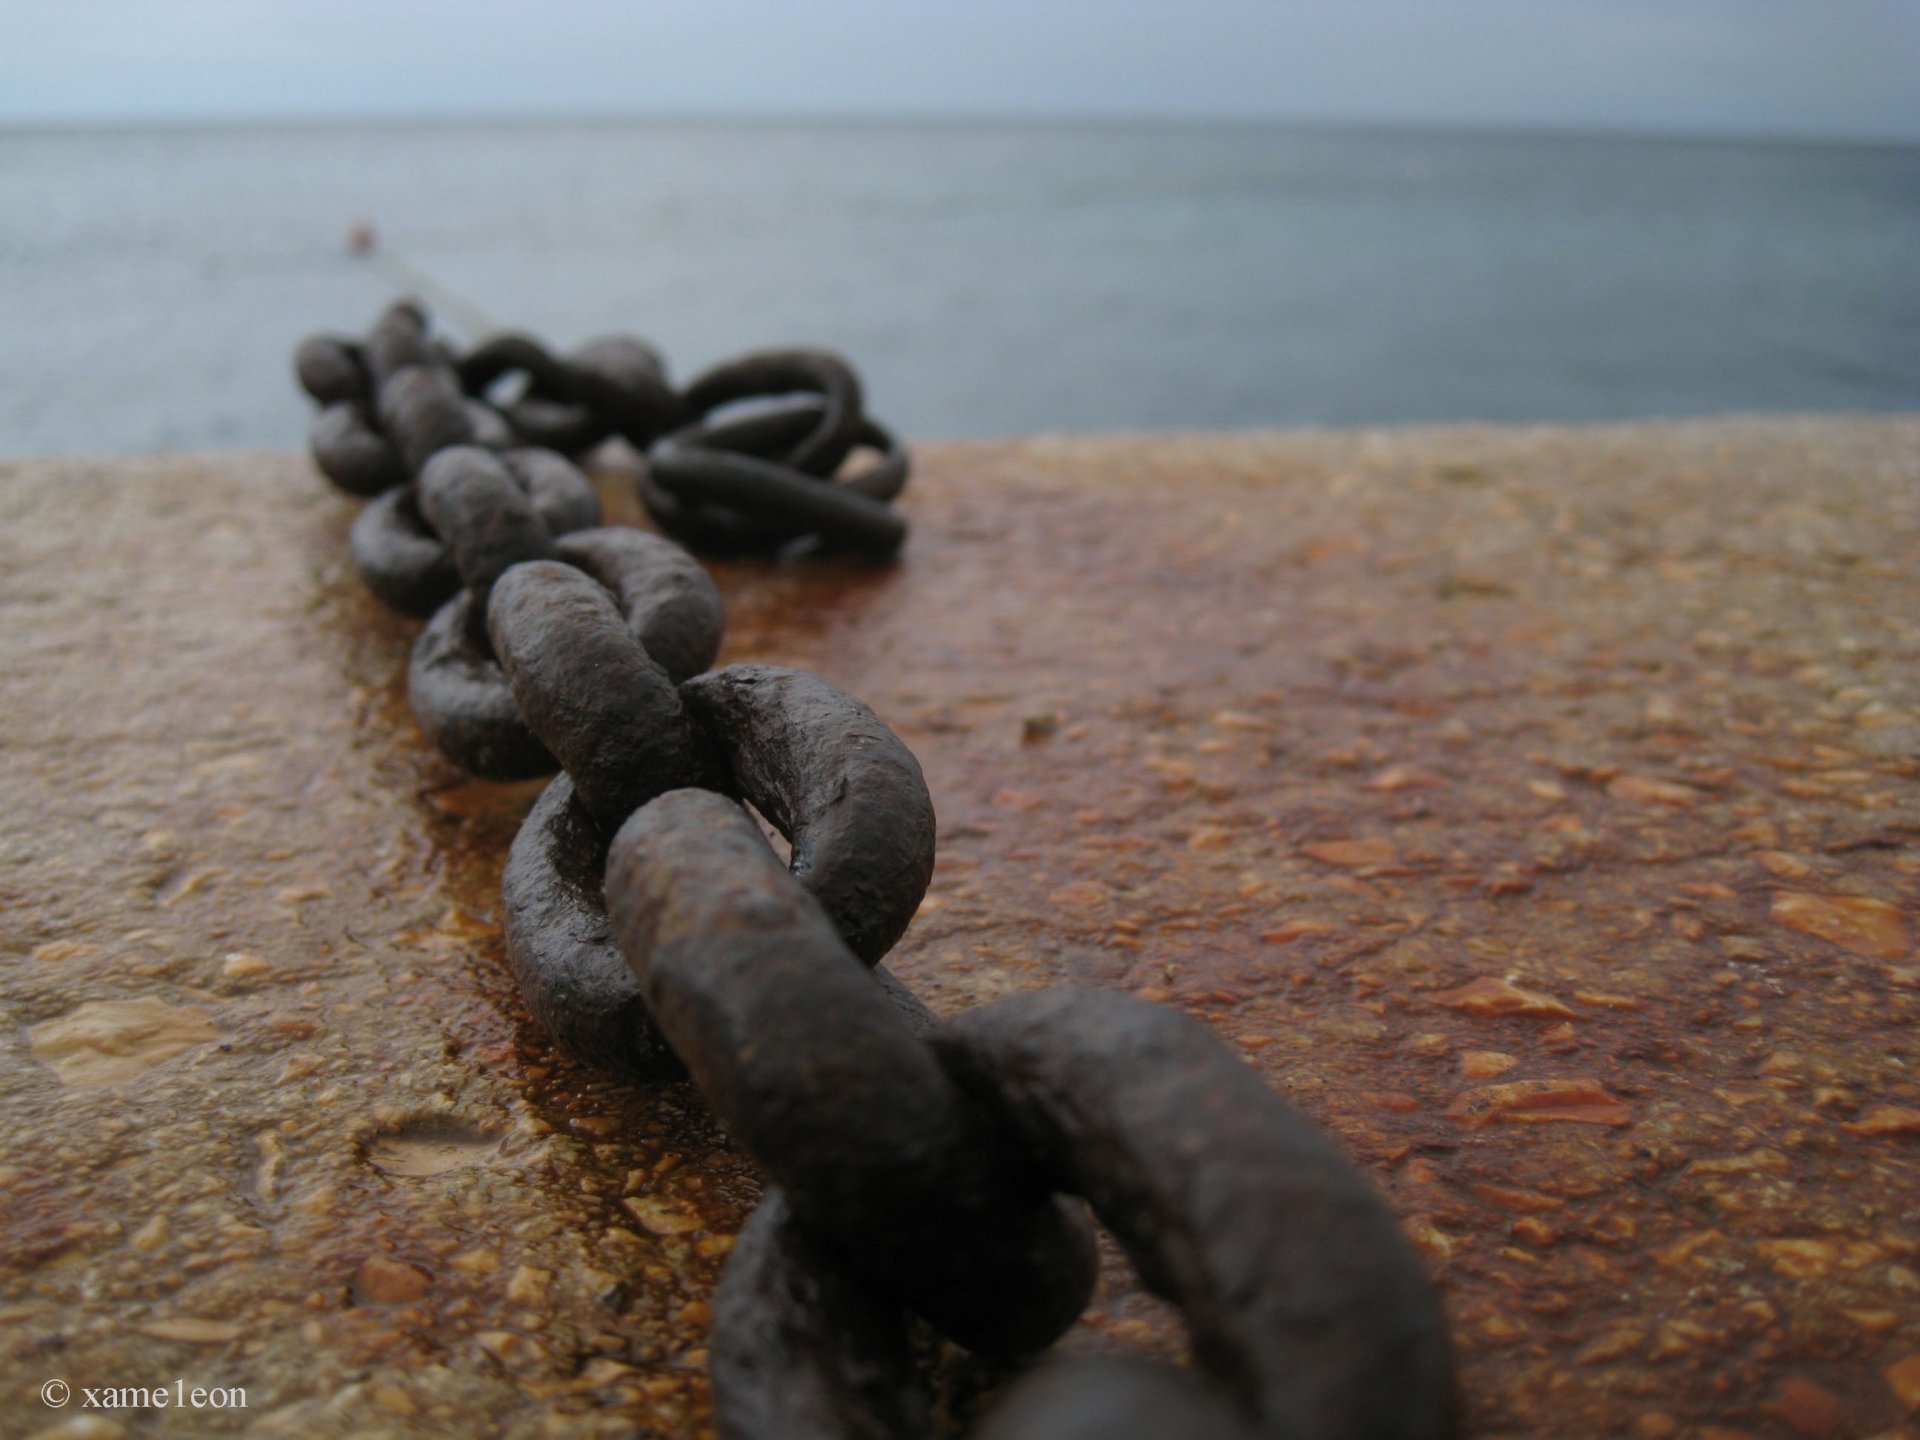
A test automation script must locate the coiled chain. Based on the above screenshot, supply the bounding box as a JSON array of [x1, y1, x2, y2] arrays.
[[294, 300, 1458, 1439]]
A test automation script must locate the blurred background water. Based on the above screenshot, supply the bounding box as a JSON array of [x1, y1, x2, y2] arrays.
[[2, 118, 1916, 455]]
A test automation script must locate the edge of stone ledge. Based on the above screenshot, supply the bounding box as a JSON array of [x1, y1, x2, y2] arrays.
[[2, 409, 1916, 472]]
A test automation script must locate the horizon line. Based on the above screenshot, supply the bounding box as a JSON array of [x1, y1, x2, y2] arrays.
[[2, 106, 1916, 152]]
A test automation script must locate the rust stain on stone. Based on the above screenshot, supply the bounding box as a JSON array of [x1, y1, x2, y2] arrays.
[[4, 414, 1920, 1437]]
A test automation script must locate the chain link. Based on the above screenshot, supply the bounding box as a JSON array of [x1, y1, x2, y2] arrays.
[[294, 299, 1457, 1438]]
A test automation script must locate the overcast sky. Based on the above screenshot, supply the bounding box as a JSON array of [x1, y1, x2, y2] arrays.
[[3, 0, 1916, 142]]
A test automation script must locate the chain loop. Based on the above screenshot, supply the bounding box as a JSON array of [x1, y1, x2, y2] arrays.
[[940, 990, 1461, 1439], [408, 590, 559, 779], [497, 446, 605, 536], [501, 772, 683, 1079], [348, 485, 460, 616], [679, 664, 936, 964], [357, 447, 600, 619], [488, 560, 727, 830], [304, 303, 520, 500], [646, 433, 909, 557], [310, 400, 411, 497], [635, 399, 906, 554], [362, 299, 440, 386], [711, 1190, 927, 1440], [416, 445, 562, 602], [679, 349, 867, 475], [565, 334, 685, 446], [552, 527, 725, 684], [606, 789, 1099, 1358], [504, 393, 607, 456], [460, 331, 684, 455], [376, 363, 478, 476], [709, 990, 1459, 1439], [294, 333, 368, 406], [637, 349, 910, 556], [680, 396, 911, 498], [459, 330, 575, 396]]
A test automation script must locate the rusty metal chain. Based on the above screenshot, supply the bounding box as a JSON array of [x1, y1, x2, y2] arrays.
[[293, 300, 1459, 1439]]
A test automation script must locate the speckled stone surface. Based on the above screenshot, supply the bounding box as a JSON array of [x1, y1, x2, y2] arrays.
[[3, 416, 1918, 1439]]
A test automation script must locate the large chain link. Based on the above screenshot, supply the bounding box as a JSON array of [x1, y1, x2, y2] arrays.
[[294, 300, 1458, 1439]]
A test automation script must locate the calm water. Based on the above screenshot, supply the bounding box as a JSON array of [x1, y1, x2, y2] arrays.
[[1, 119, 1915, 455]]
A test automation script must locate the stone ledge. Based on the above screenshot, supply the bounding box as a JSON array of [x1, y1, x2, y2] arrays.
[[3, 415, 1917, 1438]]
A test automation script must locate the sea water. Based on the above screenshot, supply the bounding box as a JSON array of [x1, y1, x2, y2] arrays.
[[1, 118, 1914, 455]]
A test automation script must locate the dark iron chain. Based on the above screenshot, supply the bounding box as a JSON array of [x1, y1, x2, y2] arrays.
[[293, 300, 1459, 1439]]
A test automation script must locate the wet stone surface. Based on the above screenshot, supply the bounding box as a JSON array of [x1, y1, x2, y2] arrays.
[[3, 414, 1919, 1438]]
